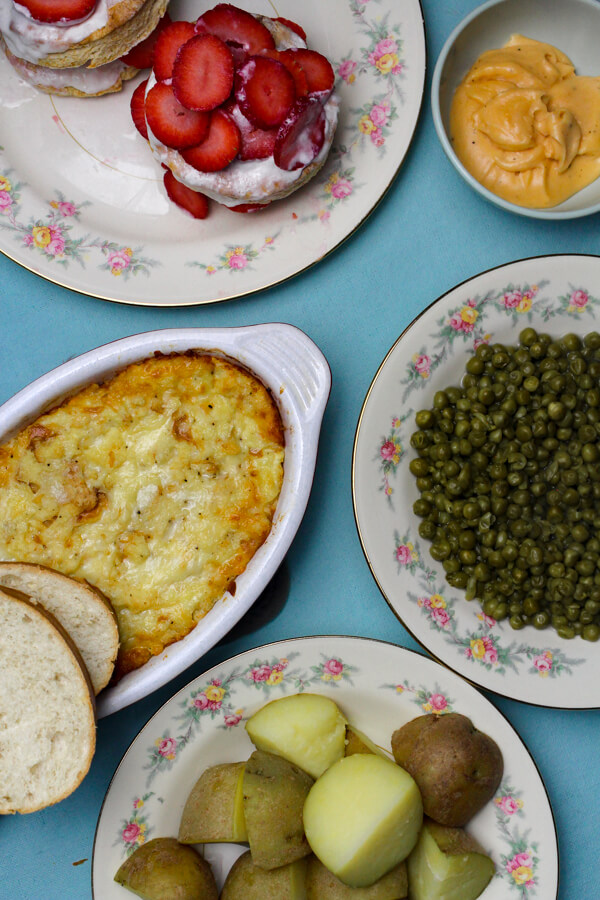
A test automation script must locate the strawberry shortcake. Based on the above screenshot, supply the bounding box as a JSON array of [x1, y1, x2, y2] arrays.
[[133, 4, 340, 217], [0, 0, 171, 96]]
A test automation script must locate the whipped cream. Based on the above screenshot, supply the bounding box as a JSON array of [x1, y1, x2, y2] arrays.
[[0, 0, 120, 63], [6, 50, 131, 92], [146, 15, 339, 207], [148, 88, 339, 207]]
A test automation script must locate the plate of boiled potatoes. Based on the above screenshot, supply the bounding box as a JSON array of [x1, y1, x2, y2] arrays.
[[93, 635, 558, 900]]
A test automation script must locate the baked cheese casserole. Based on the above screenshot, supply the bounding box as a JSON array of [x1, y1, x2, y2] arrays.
[[0, 353, 285, 680]]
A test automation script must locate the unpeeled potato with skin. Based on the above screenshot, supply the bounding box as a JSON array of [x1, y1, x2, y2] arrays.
[[114, 837, 218, 900], [243, 748, 314, 869], [307, 855, 408, 899], [220, 850, 308, 900], [391, 713, 503, 827], [178, 762, 247, 844]]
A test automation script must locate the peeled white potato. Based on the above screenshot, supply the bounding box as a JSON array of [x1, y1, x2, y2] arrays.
[[245, 693, 347, 779], [407, 818, 495, 900], [303, 754, 423, 888]]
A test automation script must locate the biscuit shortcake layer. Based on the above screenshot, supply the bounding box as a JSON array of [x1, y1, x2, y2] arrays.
[[2, 36, 138, 95], [1, 0, 169, 68]]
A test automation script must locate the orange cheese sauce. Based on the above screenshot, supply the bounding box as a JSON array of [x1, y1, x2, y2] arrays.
[[450, 35, 600, 208]]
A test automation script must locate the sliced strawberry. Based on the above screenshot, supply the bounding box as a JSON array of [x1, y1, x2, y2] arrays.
[[280, 48, 335, 98], [229, 202, 270, 213], [172, 33, 234, 111], [130, 78, 149, 140], [163, 170, 209, 218], [14, 0, 95, 23], [145, 81, 210, 150], [235, 56, 296, 130], [195, 4, 275, 55], [274, 96, 326, 171], [181, 110, 241, 172], [260, 48, 308, 97], [239, 122, 277, 160], [226, 42, 248, 69], [152, 19, 196, 81], [120, 11, 171, 69], [273, 17, 307, 42]]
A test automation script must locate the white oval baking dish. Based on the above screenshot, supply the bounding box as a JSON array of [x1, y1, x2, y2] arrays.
[[0, 324, 331, 717]]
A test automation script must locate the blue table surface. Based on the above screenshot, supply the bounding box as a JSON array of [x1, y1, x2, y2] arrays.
[[2, 1, 600, 898]]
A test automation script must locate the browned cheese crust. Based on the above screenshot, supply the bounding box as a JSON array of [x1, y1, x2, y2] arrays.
[[0, 353, 285, 680]]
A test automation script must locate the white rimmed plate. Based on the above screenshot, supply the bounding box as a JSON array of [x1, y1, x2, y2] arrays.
[[0, 0, 425, 306], [353, 254, 600, 709], [92, 635, 558, 899], [0, 323, 330, 716]]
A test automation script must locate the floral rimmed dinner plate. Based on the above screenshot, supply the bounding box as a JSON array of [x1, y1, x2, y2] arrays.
[[0, 0, 425, 307], [92, 635, 558, 898], [353, 254, 600, 709]]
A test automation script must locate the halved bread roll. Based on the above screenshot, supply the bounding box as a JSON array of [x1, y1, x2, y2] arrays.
[[0, 588, 96, 814], [0, 562, 118, 694]]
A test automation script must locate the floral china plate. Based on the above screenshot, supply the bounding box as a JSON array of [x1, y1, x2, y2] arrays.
[[92, 635, 558, 898], [353, 254, 600, 709], [0, 0, 425, 306]]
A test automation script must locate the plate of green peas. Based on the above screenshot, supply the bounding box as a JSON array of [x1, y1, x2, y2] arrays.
[[353, 254, 600, 708]]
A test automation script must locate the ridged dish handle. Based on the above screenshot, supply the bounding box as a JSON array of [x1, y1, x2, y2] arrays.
[[233, 324, 331, 426]]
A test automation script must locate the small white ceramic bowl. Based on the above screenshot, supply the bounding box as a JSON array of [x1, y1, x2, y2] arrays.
[[0, 325, 331, 717], [432, 0, 600, 219]]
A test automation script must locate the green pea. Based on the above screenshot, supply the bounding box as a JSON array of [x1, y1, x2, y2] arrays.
[[409, 458, 429, 477], [413, 498, 431, 517], [459, 549, 477, 565], [430, 541, 451, 561], [520, 327, 538, 347], [548, 401, 566, 421], [462, 502, 480, 521], [533, 611, 550, 629], [557, 625, 576, 639], [418, 521, 436, 540], [583, 624, 600, 642], [446, 571, 468, 589]]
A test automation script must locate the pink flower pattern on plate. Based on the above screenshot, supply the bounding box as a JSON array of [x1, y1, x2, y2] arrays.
[[156, 737, 177, 760], [507, 851, 535, 887], [323, 658, 344, 677], [428, 692, 448, 712], [495, 794, 523, 815], [396, 544, 414, 565], [106, 248, 132, 275], [569, 289, 589, 310], [122, 822, 141, 844], [533, 652, 553, 676], [338, 59, 357, 83], [449, 298, 479, 333], [413, 353, 431, 377]]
